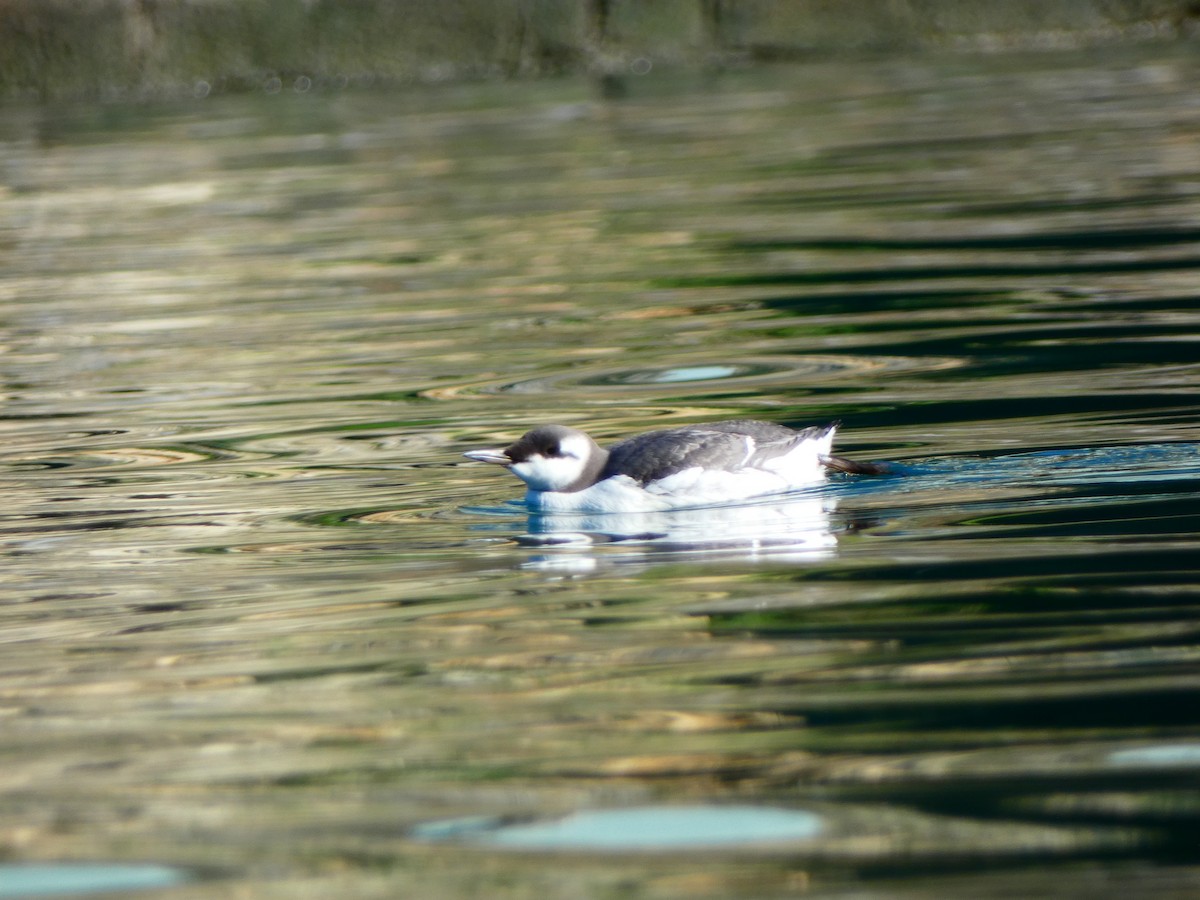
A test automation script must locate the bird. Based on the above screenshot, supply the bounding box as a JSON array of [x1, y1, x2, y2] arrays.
[[463, 419, 888, 513]]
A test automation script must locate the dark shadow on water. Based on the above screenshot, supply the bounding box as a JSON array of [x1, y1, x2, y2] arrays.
[[653, 256, 1200, 288], [724, 227, 1200, 253]]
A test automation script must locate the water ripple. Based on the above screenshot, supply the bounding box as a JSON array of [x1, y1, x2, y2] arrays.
[[421, 354, 963, 399]]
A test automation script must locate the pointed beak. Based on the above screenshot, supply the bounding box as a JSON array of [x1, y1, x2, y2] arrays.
[[463, 448, 511, 466]]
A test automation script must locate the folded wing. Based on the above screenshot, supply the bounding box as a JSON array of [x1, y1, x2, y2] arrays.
[[603, 422, 835, 486]]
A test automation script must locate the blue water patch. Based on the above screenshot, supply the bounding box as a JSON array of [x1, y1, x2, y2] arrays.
[[1108, 744, 1200, 767], [414, 804, 823, 850], [832, 442, 1200, 500], [638, 365, 742, 383], [0, 863, 187, 898], [579, 363, 785, 386]]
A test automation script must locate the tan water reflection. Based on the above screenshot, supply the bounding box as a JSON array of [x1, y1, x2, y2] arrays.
[[1, 50, 1199, 896]]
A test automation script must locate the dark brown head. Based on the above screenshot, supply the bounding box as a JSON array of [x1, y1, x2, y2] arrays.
[[464, 425, 608, 493]]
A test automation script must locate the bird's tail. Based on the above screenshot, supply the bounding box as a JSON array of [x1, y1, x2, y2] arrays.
[[820, 454, 893, 475]]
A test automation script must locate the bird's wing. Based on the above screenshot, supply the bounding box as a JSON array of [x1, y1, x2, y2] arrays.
[[603, 427, 794, 485], [703, 421, 837, 467]]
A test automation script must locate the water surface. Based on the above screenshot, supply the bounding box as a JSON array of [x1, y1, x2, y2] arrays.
[[1, 49, 1199, 897]]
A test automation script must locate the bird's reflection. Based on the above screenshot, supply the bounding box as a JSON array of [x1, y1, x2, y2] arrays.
[[514, 491, 839, 572]]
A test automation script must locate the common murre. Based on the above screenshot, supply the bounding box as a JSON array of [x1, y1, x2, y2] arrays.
[[463, 419, 888, 513]]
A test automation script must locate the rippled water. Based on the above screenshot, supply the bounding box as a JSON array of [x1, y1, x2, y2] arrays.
[[2, 49, 1199, 897]]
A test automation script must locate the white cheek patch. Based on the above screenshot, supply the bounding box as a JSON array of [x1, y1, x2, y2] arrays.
[[557, 433, 594, 461]]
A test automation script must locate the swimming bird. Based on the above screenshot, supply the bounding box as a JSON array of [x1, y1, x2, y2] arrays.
[[463, 419, 887, 513]]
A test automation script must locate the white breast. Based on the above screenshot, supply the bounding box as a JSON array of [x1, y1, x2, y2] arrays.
[[527, 476, 674, 513]]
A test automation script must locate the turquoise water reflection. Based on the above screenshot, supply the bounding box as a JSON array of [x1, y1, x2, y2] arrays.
[[417, 805, 823, 849], [0, 864, 186, 898]]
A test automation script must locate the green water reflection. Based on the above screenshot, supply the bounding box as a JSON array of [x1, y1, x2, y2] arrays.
[[0, 49, 1198, 897]]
